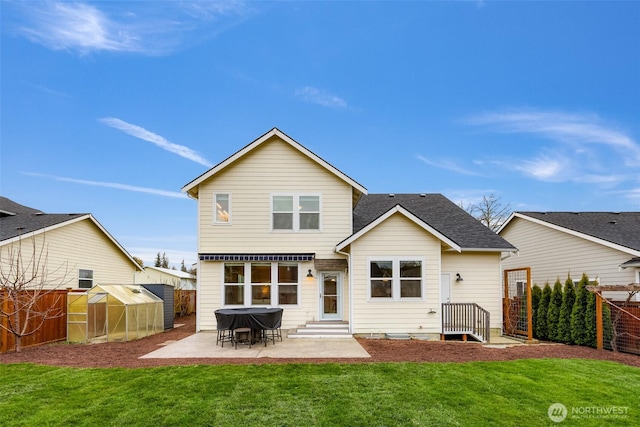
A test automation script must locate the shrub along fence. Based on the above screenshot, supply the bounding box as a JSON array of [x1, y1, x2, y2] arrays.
[[588, 285, 640, 355], [530, 274, 640, 355], [0, 290, 67, 353]]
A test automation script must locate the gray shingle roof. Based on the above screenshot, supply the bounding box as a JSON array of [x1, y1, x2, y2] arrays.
[[0, 197, 87, 242], [518, 211, 640, 252], [353, 193, 516, 250]]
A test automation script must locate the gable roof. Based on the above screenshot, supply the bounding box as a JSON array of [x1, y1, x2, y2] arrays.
[[339, 193, 516, 252], [0, 197, 142, 270], [500, 211, 640, 255], [142, 266, 196, 280], [181, 128, 368, 201]]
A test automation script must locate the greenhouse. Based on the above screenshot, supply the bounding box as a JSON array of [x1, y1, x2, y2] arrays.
[[67, 284, 164, 343]]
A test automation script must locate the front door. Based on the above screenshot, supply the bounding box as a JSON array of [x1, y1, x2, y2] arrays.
[[321, 272, 342, 320]]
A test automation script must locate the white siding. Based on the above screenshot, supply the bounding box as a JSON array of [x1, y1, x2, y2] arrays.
[[197, 137, 353, 257], [350, 213, 442, 334], [195, 136, 354, 331], [501, 218, 637, 286], [0, 219, 138, 289], [198, 260, 325, 331], [442, 252, 504, 331]]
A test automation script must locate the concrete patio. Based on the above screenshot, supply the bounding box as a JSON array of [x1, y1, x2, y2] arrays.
[[140, 332, 372, 359]]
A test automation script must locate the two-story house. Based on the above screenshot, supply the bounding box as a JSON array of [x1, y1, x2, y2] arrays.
[[182, 128, 516, 340]]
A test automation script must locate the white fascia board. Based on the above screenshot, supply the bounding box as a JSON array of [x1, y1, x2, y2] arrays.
[[515, 212, 640, 257], [496, 212, 518, 234], [336, 205, 462, 252], [457, 247, 518, 253], [181, 128, 368, 198]]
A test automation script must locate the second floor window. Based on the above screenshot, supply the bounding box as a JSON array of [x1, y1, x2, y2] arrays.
[[214, 193, 230, 224], [272, 194, 320, 231]]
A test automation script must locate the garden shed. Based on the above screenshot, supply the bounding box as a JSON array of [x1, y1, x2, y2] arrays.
[[141, 283, 175, 330], [67, 284, 164, 343]]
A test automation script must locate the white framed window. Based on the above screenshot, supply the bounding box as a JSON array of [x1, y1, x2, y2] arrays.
[[368, 257, 424, 300], [223, 262, 300, 306], [223, 263, 244, 305], [214, 193, 231, 224], [271, 194, 321, 231], [79, 269, 93, 289]]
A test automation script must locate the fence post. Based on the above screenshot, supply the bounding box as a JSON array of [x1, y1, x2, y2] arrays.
[[526, 267, 533, 341], [595, 291, 603, 350]]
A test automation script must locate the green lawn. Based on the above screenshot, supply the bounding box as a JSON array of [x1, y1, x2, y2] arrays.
[[0, 359, 637, 426]]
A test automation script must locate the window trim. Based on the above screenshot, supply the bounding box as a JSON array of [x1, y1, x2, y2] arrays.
[[213, 192, 232, 225], [78, 268, 94, 289], [270, 193, 322, 232], [367, 257, 424, 301], [222, 261, 302, 307]]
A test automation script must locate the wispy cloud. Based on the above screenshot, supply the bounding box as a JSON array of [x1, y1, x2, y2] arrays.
[[100, 117, 212, 167], [467, 109, 640, 166], [415, 155, 483, 176], [24, 172, 188, 199], [8, 1, 252, 55], [295, 86, 348, 109]]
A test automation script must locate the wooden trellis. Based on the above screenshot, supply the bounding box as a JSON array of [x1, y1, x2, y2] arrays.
[[503, 267, 533, 341]]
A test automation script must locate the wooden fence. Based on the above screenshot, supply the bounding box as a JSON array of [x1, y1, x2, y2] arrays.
[[2, 289, 197, 353], [0, 290, 68, 353], [174, 290, 196, 316]]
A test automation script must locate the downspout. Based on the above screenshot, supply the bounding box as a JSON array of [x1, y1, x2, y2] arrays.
[[335, 246, 353, 334]]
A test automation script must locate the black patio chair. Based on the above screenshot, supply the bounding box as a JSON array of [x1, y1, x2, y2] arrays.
[[233, 327, 252, 349]]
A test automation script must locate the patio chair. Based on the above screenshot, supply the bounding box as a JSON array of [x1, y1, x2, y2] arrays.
[[261, 325, 282, 346], [233, 327, 252, 349], [216, 327, 234, 347]]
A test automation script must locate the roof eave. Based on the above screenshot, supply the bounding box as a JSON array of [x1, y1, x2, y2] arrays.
[[181, 128, 368, 198], [337, 205, 462, 253]]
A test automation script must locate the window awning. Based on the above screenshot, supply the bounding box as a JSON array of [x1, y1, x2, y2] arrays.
[[199, 253, 315, 262], [314, 258, 348, 271]]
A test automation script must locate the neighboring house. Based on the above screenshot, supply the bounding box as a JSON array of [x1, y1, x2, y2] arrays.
[[182, 128, 516, 338], [499, 212, 640, 299], [136, 266, 197, 290], [0, 197, 142, 289]]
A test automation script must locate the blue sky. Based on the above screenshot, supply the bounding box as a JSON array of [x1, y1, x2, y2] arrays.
[[2, 1, 639, 268]]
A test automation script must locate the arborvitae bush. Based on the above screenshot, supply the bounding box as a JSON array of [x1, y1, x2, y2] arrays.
[[571, 274, 590, 345], [531, 285, 542, 339], [603, 302, 613, 350], [585, 289, 597, 348], [547, 279, 563, 342], [558, 276, 576, 344], [536, 283, 551, 340]]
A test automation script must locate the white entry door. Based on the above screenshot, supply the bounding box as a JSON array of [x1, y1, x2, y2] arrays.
[[321, 273, 342, 320], [440, 273, 451, 304]]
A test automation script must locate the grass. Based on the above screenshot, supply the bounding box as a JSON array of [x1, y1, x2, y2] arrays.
[[0, 359, 637, 426]]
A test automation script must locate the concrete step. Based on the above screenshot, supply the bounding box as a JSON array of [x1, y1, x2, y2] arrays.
[[287, 321, 352, 339]]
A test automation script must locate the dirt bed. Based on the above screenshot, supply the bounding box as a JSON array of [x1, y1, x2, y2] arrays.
[[1, 315, 638, 368]]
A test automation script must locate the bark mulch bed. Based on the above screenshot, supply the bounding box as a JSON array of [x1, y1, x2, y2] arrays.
[[1, 314, 638, 368]]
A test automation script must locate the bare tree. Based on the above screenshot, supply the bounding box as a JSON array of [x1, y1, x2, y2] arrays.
[[0, 237, 71, 352], [467, 194, 511, 232]]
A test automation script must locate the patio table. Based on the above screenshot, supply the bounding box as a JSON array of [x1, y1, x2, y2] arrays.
[[214, 307, 283, 344]]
